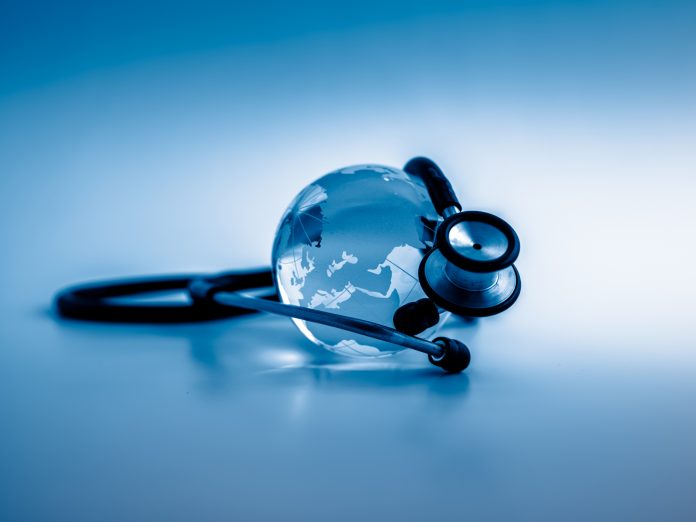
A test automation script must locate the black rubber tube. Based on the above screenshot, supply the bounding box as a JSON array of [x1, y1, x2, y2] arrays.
[[54, 269, 275, 323], [403, 157, 461, 216]]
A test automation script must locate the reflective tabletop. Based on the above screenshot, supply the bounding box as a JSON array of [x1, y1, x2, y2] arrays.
[[1, 2, 695, 520]]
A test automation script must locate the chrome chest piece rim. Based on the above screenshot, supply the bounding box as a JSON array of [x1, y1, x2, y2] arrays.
[[419, 210, 521, 317]]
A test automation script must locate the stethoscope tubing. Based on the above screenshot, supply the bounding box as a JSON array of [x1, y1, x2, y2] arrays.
[[54, 269, 275, 323], [55, 269, 447, 359]]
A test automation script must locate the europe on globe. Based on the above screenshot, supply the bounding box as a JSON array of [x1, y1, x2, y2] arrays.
[[272, 164, 448, 357]]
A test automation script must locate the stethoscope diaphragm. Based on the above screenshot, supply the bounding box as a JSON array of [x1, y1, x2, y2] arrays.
[[418, 210, 521, 317]]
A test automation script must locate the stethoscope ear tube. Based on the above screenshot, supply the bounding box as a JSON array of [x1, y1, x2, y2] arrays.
[[55, 269, 470, 373], [198, 277, 471, 372], [199, 283, 469, 373]]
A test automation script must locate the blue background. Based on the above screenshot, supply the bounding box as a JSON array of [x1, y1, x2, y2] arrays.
[[1, 1, 695, 520]]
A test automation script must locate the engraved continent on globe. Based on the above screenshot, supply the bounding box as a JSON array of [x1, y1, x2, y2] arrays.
[[271, 164, 445, 357]]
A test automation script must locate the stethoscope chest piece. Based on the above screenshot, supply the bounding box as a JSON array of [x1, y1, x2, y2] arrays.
[[419, 210, 521, 317]]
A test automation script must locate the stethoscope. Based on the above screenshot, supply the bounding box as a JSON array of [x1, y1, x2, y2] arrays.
[[55, 157, 521, 373]]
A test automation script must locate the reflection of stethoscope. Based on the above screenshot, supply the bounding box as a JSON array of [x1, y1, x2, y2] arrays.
[[55, 158, 521, 373]]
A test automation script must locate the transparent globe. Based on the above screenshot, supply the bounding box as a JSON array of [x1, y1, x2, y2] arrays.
[[272, 164, 447, 357]]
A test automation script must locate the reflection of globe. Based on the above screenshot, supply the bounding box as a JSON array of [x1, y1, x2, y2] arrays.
[[272, 164, 447, 357]]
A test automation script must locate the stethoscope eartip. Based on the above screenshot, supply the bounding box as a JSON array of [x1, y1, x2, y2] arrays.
[[429, 337, 471, 373], [392, 298, 440, 335]]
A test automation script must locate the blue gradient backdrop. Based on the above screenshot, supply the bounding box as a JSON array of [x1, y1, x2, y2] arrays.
[[1, 1, 695, 520]]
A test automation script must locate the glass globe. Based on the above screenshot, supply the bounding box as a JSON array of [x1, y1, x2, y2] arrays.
[[272, 164, 447, 357]]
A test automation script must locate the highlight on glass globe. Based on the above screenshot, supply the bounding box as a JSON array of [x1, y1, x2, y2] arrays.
[[272, 164, 448, 357]]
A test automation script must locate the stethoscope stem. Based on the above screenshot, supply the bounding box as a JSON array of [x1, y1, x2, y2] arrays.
[[212, 290, 446, 359], [441, 205, 460, 218]]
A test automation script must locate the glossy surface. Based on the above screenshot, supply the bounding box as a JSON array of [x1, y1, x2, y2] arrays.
[[449, 220, 508, 262], [1, 1, 696, 520]]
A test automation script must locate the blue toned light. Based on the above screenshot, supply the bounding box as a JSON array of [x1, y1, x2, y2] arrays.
[[1, 1, 696, 521]]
